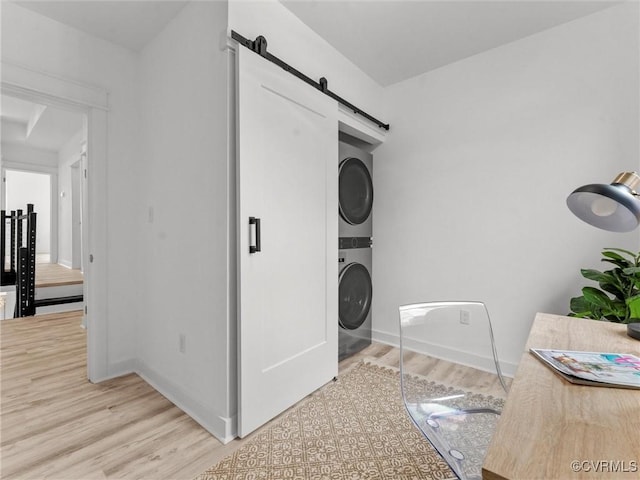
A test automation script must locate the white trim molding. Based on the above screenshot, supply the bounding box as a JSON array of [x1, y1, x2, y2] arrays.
[[372, 328, 519, 378], [338, 105, 386, 146], [1, 60, 108, 111], [136, 359, 237, 444], [1, 159, 58, 176]]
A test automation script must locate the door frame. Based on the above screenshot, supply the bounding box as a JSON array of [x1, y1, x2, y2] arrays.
[[70, 156, 83, 270], [1, 60, 109, 382]]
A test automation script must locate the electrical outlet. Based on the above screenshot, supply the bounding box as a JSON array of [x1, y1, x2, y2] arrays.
[[460, 310, 470, 325], [179, 334, 186, 354]]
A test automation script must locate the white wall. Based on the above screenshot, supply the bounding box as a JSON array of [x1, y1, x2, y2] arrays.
[[4, 170, 51, 254], [2, 2, 140, 371], [137, 0, 231, 440], [374, 3, 640, 374], [1, 143, 59, 262], [57, 130, 83, 268]]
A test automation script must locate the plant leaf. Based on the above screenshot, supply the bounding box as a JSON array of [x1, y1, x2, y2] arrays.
[[603, 249, 632, 265], [601, 300, 627, 322], [582, 287, 614, 309], [600, 282, 626, 301], [570, 296, 590, 314], [626, 294, 640, 321], [602, 250, 629, 262], [601, 251, 631, 269], [604, 247, 637, 259], [622, 266, 640, 276], [579, 268, 629, 299], [611, 269, 632, 296], [581, 269, 611, 283]]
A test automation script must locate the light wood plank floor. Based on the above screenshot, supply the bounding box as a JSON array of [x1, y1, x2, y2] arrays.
[[1, 311, 508, 479], [35, 263, 83, 288]]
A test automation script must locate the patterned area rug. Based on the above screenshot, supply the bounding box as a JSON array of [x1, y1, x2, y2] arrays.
[[194, 360, 504, 480]]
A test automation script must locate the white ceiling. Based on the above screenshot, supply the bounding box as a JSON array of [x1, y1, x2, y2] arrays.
[[281, 1, 621, 86], [10, 0, 621, 86], [1, 95, 84, 152], [13, 0, 189, 52]]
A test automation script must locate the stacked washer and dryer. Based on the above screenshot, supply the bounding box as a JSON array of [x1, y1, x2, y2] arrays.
[[338, 141, 374, 361]]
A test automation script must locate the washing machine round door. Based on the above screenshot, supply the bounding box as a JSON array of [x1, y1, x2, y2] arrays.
[[339, 157, 373, 225], [339, 262, 373, 330]]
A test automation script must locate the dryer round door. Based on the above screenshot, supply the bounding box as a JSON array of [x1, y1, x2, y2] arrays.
[[339, 262, 373, 330], [339, 157, 373, 225]]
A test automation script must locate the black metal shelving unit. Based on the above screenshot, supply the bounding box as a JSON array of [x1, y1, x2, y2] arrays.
[[1, 204, 37, 317]]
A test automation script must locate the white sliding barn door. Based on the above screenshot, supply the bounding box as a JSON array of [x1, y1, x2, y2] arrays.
[[236, 46, 338, 437]]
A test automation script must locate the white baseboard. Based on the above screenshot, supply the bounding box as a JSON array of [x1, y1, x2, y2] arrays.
[[86, 359, 135, 384], [36, 304, 84, 315], [107, 359, 137, 380], [220, 415, 237, 444], [372, 328, 518, 378], [58, 259, 73, 269], [135, 358, 235, 444], [36, 284, 83, 299], [81, 357, 236, 443]]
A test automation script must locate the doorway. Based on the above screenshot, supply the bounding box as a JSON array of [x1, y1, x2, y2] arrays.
[[2, 61, 109, 381], [1, 92, 86, 289], [0, 78, 107, 382], [3, 169, 53, 262]]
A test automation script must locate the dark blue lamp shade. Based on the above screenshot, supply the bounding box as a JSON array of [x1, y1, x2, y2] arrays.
[[567, 172, 640, 232]]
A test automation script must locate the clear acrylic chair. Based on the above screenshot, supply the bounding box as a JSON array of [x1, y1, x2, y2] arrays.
[[399, 301, 508, 480]]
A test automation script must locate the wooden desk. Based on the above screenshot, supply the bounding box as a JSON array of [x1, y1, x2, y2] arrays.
[[483, 313, 640, 480]]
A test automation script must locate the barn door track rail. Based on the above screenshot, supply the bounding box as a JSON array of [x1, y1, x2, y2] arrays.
[[231, 30, 390, 131]]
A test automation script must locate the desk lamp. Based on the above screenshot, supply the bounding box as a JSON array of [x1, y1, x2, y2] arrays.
[[567, 171, 640, 340]]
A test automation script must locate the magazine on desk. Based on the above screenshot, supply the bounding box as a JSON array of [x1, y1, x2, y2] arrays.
[[530, 349, 640, 389]]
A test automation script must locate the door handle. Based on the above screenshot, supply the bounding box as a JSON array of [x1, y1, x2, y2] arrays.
[[249, 217, 261, 253]]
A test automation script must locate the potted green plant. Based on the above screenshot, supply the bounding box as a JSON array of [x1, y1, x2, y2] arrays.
[[569, 248, 640, 324]]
